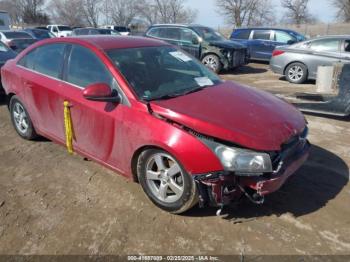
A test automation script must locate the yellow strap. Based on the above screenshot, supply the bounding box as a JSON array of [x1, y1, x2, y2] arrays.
[[63, 101, 74, 154]]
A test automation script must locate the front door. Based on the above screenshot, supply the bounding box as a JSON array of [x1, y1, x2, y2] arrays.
[[58, 44, 121, 162], [178, 28, 200, 58]]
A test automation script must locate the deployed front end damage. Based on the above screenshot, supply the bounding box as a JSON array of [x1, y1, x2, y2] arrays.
[[194, 128, 310, 212]]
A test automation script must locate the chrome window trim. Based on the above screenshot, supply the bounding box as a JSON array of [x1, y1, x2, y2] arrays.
[[16, 64, 131, 107]]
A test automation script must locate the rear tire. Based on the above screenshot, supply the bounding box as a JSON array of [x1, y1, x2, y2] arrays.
[[137, 149, 198, 214], [10, 96, 37, 140], [202, 54, 222, 73], [285, 62, 308, 84]]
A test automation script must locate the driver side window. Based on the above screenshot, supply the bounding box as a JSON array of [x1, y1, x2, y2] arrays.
[[66, 45, 113, 88]]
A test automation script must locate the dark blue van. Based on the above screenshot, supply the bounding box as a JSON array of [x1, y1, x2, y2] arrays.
[[230, 28, 306, 61]]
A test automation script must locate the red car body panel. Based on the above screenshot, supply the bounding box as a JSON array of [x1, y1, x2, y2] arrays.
[[1, 36, 309, 208], [150, 81, 305, 151]]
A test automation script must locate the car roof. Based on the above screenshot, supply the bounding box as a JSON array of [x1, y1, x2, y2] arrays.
[[234, 27, 299, 32], [309, 35, 350, 40], [42, 35, 170, 50], [150, 24, 206, 28]]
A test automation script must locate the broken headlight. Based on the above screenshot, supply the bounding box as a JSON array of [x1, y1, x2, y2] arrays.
[[201, 139, 273, 175]]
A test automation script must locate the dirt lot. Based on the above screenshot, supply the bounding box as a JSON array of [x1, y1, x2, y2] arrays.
[[0, 63, 349, 256]]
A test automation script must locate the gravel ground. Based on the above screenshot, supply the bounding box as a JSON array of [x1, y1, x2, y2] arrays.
[[0, 63, 349, 256]]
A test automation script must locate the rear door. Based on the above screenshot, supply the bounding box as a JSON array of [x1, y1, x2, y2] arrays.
[[250, 30, 274, 60], [16, 43, 68, 139], [306, 38, 342, 78]]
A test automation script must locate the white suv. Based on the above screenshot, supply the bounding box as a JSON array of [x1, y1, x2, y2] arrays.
[[102, 25, 130, 36], [47, 25, 72, 37]]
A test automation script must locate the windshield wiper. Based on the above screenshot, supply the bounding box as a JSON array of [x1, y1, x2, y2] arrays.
[[147, 85, 212, 101]]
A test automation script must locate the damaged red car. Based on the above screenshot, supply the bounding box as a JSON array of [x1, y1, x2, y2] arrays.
[[1, 36, 310, 214]]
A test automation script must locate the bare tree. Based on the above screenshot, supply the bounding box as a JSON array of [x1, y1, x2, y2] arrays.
[[107, 0, 139, 26], [216, 0, 275, 27], [0, 0, 22, 25], [281, 0, 314, 25], [48, 0, 85, 26], [332, 0, 350, 22], [136, 0, 160, 25], [153, 0, 197, 24], [82, 0, 101, 27]]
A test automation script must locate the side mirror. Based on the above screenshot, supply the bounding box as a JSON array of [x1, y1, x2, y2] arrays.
[[192, 37, 200, 45], [287, 40, 296, 45], [83, 83, 121, 103]]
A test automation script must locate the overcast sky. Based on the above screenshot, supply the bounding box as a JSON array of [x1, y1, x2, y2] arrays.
[[186, 0, 338, 28]]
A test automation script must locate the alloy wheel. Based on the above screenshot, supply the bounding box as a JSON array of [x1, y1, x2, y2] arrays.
[[288, 65, 304, 82], [145, 153, 184, 203], [13, 102, 29, 135], [203, 56, 219, 71]]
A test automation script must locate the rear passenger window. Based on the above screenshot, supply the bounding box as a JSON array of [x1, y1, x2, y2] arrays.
[[18, 44, 66, 78], [164, 28, 181, 40], [233, 30, 251, 39], [253, 30, 271, 40], [18, 49, 36, 69], [35, 44, 66, 78], [310, 39, 340, 52], [66, 45, 113, 88]]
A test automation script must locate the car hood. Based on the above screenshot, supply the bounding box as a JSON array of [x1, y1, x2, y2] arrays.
[[208, 40, 246, 49], [150, 81, 306, 151]]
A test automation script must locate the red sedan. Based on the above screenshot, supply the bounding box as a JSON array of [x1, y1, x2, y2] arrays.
[[1, 36, 310, 214]]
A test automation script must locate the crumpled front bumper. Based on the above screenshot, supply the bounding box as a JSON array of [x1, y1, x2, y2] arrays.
[[194, 140, 311, 208]]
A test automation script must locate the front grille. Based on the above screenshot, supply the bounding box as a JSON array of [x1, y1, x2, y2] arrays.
[[271, 127, 309, 169]]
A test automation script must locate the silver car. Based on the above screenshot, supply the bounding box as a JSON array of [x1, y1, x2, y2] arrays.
[[270, 36, 350, 84]]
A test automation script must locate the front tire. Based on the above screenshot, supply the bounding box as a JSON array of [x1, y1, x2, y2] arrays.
[[137, 149, 198, 214], [202, 54, 222, 73], [10, 96, 37, 140], [285, 62, 308, 84]]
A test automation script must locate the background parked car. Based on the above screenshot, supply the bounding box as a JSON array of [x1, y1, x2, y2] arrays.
[[0, 31, 37, 53], [270, 35, 350, 84], [231, 28, 306, 61], [0, 41, 16, 95], [72, 28, 120, 36], [47, 25, 72, 37], [23, 28, 55, 40], [102, 25, 130, 35], [0, 11, 10, 30], [146, 24, 248, 73]]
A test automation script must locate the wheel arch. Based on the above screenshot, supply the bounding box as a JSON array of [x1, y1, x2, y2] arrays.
[[283, 61, 309, 77], [131, 145, 166, 183]]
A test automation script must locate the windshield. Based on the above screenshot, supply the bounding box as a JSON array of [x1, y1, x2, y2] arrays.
[[3, 32, 32, 39], [97, 29, 120, 35], [107, 46, 222, 101], [193, 27, 226, 42], [58, 26, 72, 31], [32, 30, 53, 39]]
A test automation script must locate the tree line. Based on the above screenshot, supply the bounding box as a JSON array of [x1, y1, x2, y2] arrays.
[[0, 0, 197, 27], [216, 0, 350, 27], [0, 0, 349, 28]]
